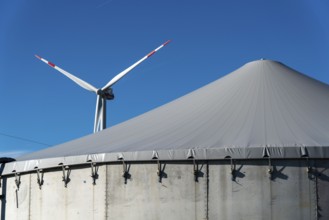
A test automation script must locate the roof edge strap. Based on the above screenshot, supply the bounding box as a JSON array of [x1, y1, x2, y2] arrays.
[[117, 153, 124, 161], [187, 149, 196, 159], [152, 151, 159, 160], [262, 147, 270, 158], [300, 146, 308, 158]]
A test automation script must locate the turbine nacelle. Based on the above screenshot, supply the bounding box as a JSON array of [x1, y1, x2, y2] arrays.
[[35, 40, 171, 133], [97, 88, 114, 100]]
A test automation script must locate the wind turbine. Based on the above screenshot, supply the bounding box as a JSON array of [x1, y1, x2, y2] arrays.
[[35, 40, 171, 133]]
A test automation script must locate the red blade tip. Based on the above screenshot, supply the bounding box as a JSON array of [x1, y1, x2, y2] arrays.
[[35, 54, 41, 59], [163, 40, 171, 46], [48, 61, 55, 68], [147, 51, 156, 58]]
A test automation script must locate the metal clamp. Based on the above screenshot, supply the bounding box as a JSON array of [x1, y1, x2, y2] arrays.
[[230, 158, 236, 181], [263, 147, 273, 175], [305, 157, 312, 173], [90, 162, 98, 185], [267, 157, 273, 178], [61, 165, 70, 187], [122, 160, 130, 184], [15, 172, 21, 190], [193, 159, 199, 182], [36, 169, 44, 189], [157, 160, 162, 182], [157, 160, 167, 183]]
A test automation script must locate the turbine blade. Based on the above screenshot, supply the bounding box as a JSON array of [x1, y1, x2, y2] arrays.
[[35, 55, 98, 93], [102, 40, 171, 90]]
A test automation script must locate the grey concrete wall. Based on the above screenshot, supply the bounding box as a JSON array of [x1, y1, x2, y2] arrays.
[[5, 173, 30, 220], [208, 160, 317, 220], [3, 166, 107, 220], [0, 160, 328, 220], [106, 162, 207, 220]]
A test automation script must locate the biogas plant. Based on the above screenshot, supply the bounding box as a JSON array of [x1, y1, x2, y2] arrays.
[[1, 58, 329, 220]]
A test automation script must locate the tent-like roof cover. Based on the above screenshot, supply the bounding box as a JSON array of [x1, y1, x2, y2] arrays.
[[4, 60, 329, 175]]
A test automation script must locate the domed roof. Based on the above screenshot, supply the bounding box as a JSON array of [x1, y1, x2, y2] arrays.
[[5, 60, 329, 175]]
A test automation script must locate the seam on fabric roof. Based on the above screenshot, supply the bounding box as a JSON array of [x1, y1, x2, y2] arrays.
[[215, 69, 251, 142], [247, 63, 263, 146], [230, 66, 258, 147], [262, 61, 268, 143], [269, 63, 300, 143], [265, 61, 282, 145]]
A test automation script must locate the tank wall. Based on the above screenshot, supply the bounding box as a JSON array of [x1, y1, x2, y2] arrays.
[[1, 160, 328, 220], [29, 166, 107, 220], [208, 160, 317, 220], [3, 166, 107, 220], [4, 173, 31, 220], [106, 163, 207, 220]]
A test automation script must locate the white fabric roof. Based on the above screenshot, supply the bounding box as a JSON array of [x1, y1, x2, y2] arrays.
[[4, 60, 329, 175]]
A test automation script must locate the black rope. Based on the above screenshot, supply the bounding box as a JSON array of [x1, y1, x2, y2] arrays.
[[0, 132, 51, 146]]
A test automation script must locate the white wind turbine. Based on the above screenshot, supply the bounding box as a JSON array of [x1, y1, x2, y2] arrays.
[[36, 40, 171, 133]]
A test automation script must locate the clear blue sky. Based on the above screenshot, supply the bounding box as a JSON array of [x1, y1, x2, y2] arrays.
[[1, 0, 329, 158]]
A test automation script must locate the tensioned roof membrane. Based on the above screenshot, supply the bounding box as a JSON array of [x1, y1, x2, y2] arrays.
[[3, 60, 329, 175]]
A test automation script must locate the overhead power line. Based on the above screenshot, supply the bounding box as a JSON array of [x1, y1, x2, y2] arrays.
[[0, 132, 51, 147]]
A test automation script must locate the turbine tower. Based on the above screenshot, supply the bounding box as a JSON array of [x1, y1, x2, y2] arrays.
[[36, 40, 171, 133]]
